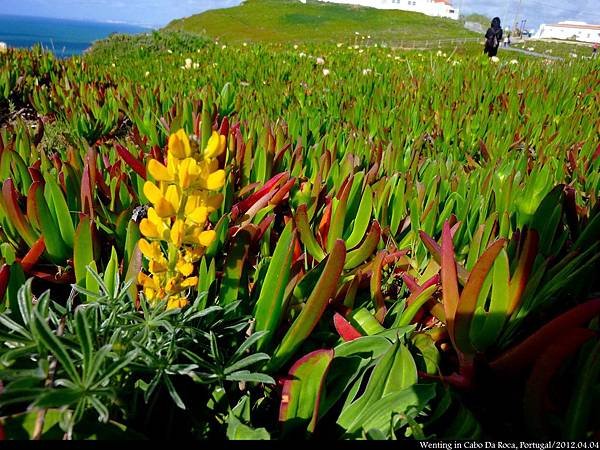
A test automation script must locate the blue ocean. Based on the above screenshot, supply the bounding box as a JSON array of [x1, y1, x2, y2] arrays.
[[0, 14, 149, 57]]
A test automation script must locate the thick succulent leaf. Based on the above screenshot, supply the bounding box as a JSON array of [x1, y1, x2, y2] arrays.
[[254, 220, 295, 351], [269, 240, 345, 371], [279, 349, 334, 434]]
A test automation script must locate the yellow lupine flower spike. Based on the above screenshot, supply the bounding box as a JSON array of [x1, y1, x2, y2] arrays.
[[138, 128, 226, 310]]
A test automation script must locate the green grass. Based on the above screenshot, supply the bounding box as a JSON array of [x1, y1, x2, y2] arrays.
[[166, 0, 476, 44], [513, 39, 598, 59]]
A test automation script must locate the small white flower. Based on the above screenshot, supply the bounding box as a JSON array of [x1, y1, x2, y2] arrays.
[[347, 46, 352, 50], [570, 53, 578, 58], [299, 52, 306, 58], [240, 81, 250, 87], [491, 56, 500, 63], [387, 53, 392, 58], [527, 47, 534, 51], [185, 57, 192, 68], [322, 68, 330, 76], [316, 57, 325, 65], [510, 59, 518, 64], [436, 50, 443, 56], [442, 53, 447, 57], [354, 45, 359, 49], [337, 43, 343, 48], [167, 49, 173, 54], [394, 56, 401, 60], [243, 42, 247, 47], [361, 36, 365, 40], [374, 43, 378, 48], [355, 31, 360, 35], [111, 63, 116, 67], [367, 35, 371, 39], [358, 49, 364, 53], [418, 53, 422, 57], [452, 60, 460, 66], [193, 62, 200, 69], [294, 44, 299, 49], [144, 71, 150, 77], [362, 68, 372, 75], [221, 45, 227, 49]]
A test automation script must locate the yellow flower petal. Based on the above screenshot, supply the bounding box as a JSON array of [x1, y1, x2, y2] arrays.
[[148, 160, 174, 182], [170, 219, 185, 247], [176, 259, 194, 277], [154, 198, 176, 218], [149, 259, 168, 273], [140, 218, 160, 239], [204, 131, 221, 159], [199, 230, 216, 247], [188, 206, 208, 225], [180, 276, 198, 288], [205, 170, 225, 191], [139, 239, 158, 260], [164, 185, 180, 213], [143, 181, 163, 205], [169, 129, 191, 159], [167, 296, 188, 310]]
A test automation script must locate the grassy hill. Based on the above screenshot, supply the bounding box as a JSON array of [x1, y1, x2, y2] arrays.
[[165, 0, 477, 44]]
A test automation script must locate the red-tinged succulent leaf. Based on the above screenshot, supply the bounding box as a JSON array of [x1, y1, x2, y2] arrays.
[[28, 166, 43, 184], [370, 250, 387, 323], [333, 312, 363, 341], [219, 116, 229, 137], [19, 237, 45, 272], [279, 349, 334, 434], [507, 229, 539, 315], [318, 198, 332, 248], [419, 230, 469, 284], [232, 172, 288, 219], [255, 214, 275, 243], [269, 240, 346, 371], [115, 143, 147, 180], [2, 179, 38, 247], [441, 221, 460, 346], [523, 328, 596, 436], [295, 204, 326, 262], [80, 157, 94, 220], [269, 177, 296, 206], [26, 181, 42, 231], [0, 264, 9, 302], [454, 239, 507, 355], [490, 298, 600, 375], [344, 221, 381, 270], [402, 273, 420, 293], [398, 284, 439, 327], [219, 226, 256, 305]]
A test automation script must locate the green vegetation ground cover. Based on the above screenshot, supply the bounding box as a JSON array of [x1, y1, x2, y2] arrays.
[[513, 39, 599, 60], [0, 31, 598, 440], [166, 0, 476, 44]]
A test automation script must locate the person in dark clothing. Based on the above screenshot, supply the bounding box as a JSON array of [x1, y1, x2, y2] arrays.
[[484, 17, 503, 57]]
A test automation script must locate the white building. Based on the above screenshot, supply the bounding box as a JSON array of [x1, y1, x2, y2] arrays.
[[536, 21, 600, 44], [313, 0, 459, 21]]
